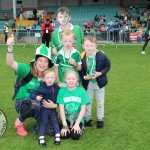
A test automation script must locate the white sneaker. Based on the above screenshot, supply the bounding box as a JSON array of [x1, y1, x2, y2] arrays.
[[141, 51, 146, 54]]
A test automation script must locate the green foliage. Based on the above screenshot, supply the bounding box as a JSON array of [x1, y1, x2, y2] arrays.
[[0, 44, 150, 150]]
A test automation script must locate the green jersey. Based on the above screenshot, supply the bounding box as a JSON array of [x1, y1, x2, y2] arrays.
[[57, 86, 90, 124], [51, 23, 84, 53], [15, 63, 40, 100], [54, 48, 81, 83]]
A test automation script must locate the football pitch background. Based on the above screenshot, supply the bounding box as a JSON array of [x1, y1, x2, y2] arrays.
[[0, 44, 150, 150]]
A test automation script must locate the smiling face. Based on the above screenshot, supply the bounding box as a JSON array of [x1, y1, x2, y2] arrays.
[[82, 39, 97, 56], [43, 71, 55, 86], [57, 12, 70, 26], [64, 72, 78, 89], [61, 34, 74, 50], [35, 56, 49, 73]]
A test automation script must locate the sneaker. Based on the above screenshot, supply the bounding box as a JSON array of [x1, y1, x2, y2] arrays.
[[141, 51, 146, 54], [84, 119, 93, 128], [14, 118, 28, 136], [97, 121, 104, 129]]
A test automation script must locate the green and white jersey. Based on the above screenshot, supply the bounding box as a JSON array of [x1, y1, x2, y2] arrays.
[[15, 63, 40, 100], [54, 48, 82, 83], [51, 23, 84, 53], [57, 86, 90, 124]]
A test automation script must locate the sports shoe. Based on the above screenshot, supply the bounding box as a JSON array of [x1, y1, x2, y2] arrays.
[[14, 118, 28, 136], [141, 51, 146, 54], [84, 119, 93, 128], [97, 121, 104, 129]]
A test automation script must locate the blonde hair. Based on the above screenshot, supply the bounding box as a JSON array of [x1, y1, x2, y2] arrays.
[[56, 6, 70, 16], [64, 68, 79, 79], [42, 69, 55, 82], [30, 62, 38, 78], [61, 30, 75, 39], [83, 35, 97, 45]]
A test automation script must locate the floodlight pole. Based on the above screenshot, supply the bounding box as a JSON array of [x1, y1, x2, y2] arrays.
[[13, 0, 16, 19]]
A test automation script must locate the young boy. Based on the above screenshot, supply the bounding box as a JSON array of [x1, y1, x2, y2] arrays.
[[51, 6, 84, 54], [54, 30, 82, 87], [79, 35, 111, 129]]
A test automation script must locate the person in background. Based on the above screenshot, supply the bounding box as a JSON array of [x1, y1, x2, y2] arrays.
[[136, 28, 143, 43], [38, 16, 44, 26], [20, 6, 24, 14], [114, 20, 120, 43], [31, 21, 37, 29], [141, 22, 150, 54], [33, 8, 37, 21], [42, 18, 53, 48], [4, 23, 9, 43], [107, 19, 115, 43]]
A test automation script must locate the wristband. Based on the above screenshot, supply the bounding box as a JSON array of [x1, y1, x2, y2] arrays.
[[8, 46, 13, 52], [62, 121, 67, 126], [62, 126, 69, 130], [58, 83, 63, 88]]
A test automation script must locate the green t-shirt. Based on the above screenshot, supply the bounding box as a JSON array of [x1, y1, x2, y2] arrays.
[[51, 24, 84, 53], [15, 63, 40, 100], [87, 56, 96, 83], [57, 86, 90, 124], [54, 48, 81, 83]]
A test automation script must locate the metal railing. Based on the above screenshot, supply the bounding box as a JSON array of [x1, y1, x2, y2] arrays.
[[0, 28, 146, 48]]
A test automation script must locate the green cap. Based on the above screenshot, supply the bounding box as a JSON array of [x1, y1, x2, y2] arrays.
[[30, 44, 53, 68]]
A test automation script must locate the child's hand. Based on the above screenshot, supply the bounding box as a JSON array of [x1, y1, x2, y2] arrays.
[[71, 123, 81, 134], [6, 34, 14, 48], [91, 71, 102, 79], [36, 95, 43, 101], [84, 75, 92, 80], [61, 128, 70, 137], [69, 58, 76, 66], [52, 46, 57, 55]]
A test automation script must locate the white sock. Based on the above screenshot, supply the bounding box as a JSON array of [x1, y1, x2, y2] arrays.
[[55, 133, 60, 141], [39, 136, 45, 144]]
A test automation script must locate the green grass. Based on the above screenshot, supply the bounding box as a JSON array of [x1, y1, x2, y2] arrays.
[[0, 44, 150, 150]]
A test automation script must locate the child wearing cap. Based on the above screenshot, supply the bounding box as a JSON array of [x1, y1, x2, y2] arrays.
[[6, 36, 55, 137], [57, 68, 90, 140], [51, 6, 84, 55], [30, 69, 60, 146], [54, 30, 82, 87]]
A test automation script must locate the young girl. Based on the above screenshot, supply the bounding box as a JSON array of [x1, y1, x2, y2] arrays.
[[80, 35, 111, 129], [57, 69, 90, 140], [54, 30, 82, 87], [30, 69, 60, 146]]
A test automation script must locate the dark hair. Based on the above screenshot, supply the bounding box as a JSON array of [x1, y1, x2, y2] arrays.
[[46, 18, 50, 22]]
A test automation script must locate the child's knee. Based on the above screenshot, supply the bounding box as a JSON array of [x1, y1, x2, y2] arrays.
[[70, 130, 81, 140]]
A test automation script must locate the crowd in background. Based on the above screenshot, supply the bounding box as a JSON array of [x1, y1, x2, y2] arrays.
[[3, 3, 150, 43]]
